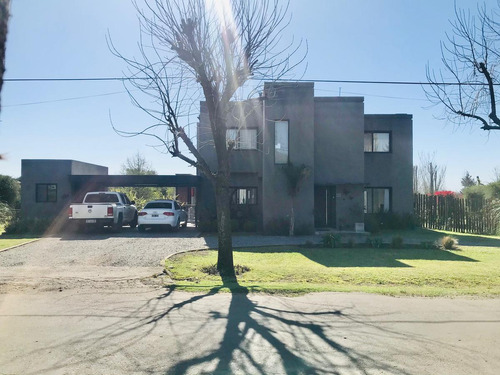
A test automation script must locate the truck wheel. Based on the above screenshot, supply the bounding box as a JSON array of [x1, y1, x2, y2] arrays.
[[112, 214, 123, 233], [130, 213, 138, 229]]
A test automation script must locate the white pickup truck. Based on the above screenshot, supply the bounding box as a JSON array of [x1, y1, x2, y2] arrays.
[[68, 192, 138, 231]]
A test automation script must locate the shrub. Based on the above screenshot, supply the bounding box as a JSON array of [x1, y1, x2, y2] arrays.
[[0, 203, 14, 226], [365, 212, 418, 232], [391, 236, 404, 249], [231, 219, 240, 232], [242, 220, 257, 232], [346, 238, 355, 248], [200, 263, 250, 276], [322, 233, 342, 248], [198, 220, 217, 233], [264, 218, 289, 235], [4, 217, 52, 235], [440, 236, 458, 250], [366, 237, 383, 248]]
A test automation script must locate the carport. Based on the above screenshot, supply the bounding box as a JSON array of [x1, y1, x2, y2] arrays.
[[20, 159, 201, 228]]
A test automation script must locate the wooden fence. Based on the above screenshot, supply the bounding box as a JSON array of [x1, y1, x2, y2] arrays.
[[414, 194, 498, 234]]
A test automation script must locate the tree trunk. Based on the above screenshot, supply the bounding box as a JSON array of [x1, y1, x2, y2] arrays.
[[289, 198, 295, 237], [215, 173, 235, 279]]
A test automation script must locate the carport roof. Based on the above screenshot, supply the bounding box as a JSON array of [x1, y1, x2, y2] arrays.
[[70, 174, 201, 187]]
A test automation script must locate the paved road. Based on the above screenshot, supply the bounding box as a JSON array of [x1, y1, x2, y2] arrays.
[[1, 288, 499, 375], [1, 230, 499, 374]]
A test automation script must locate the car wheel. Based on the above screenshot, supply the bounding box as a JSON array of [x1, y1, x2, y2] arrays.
[[130, 213, 138, 228], [174, 218, 180, 231], [182, 219, 188, 228]]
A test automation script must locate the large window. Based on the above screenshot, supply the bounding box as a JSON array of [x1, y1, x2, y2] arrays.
[[231, 187, 257, 205], [364, 132, 390, 152], [36, 184, 57, 203], [364, 188, 391, 213], [275, 120, 289, 164], [226, 128, 257, 150]]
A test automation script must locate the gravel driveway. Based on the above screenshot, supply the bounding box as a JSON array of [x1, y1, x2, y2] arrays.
[[0, 228, 320, 292]]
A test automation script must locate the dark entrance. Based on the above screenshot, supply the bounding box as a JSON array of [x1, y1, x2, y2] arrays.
[[314, 186, 336, 228]]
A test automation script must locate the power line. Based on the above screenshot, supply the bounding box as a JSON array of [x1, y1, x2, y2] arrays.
[[3, 90, 129, 107], [3, 76, 498, 86]]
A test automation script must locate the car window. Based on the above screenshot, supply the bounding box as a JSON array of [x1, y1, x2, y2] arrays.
[[121, 194, 130, 205], [144, 202, 173, 209], [84, 193, 119, 203], [174, 201, 181, 210]]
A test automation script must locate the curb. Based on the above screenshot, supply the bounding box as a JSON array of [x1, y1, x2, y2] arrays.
[[0, 238, 41, 253]]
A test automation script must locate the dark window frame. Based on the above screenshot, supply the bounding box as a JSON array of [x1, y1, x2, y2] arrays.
[[364, 131, 392, 153], [231, 187, 258, 205], [274, 119, 289, 164], [364, 187, 392, 213], [36, 183, 58, 203]]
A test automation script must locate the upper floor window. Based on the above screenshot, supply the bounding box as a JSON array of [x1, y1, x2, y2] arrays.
[[364, 187, 391, 213], [275, 120, 289, 164], [36, 183, 57, 203], [364, 132, 390, 152], [226, 128, 257, 150]]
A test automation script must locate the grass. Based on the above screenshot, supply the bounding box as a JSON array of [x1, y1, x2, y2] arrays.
[[0, 237, 38, 251], [166, 230, 500, 297]]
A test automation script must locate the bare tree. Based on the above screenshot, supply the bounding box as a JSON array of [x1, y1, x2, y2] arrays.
[[109, 0, 302, 278], [0, 0, 10, 160], [426, 2, 500, 131], [417, 152, 447, 195]]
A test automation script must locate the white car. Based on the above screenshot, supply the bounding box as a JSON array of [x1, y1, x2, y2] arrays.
[[137, 200, 188, 232]]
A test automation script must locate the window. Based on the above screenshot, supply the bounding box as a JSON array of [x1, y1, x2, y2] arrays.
[[364, 132, 390, 152], [226, 128, 257, 150], [364, 188, 391, 213], [145, 202, 172, 209], [275, 120, 289, 164], [84, 193, 119, 203], [231, 188, 257, 205], [36, 184, 57, 202]]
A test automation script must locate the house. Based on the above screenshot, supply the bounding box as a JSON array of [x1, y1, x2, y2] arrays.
[[197, 82, 413, 233]]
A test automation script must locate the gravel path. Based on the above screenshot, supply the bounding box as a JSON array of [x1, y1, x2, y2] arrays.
[[0, 228, 321, 268], [0, 228, 321, 292]]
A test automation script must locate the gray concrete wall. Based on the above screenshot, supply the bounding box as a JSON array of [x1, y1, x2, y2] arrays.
[[314, 98, 365, 229], [21, 160, 107, 227], [314, 98, 365, 185], [262, 82, 315, 234], [364, 114, 413, 214]]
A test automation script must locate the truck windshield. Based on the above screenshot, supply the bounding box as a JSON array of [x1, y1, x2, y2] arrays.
[[84, 193, 119, 203]]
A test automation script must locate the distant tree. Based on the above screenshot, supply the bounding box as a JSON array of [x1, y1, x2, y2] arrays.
[[417, 152, 447, 195], [0, 174, 19, 207], [0, 174, 19, 227], [116, 153, 174, 209], [426, 2, 500, 131], [461, 171, 476, 191], [413, 165, 420, 194], [282, 163, 311, 236]]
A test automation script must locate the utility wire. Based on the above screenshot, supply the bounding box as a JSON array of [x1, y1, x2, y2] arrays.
[[3, 76, 499, 86]]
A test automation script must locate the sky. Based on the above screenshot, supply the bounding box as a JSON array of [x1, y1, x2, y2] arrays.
[[1, 0, 499, 192]]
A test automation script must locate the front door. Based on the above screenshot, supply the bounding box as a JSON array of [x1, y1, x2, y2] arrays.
[[314, 186, 336, 228]]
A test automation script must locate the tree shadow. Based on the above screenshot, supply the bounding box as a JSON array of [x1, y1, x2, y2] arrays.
[[6, 281, 480, 374], [232, 247, 477, 268], [161, 278, 412, 374]]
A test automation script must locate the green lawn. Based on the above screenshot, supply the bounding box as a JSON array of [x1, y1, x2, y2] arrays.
[[166, 232, 500, 296], [0, 237, 38, 251]]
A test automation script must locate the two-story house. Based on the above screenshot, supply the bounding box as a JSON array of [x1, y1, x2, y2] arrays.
[[197, 82, 413, 233]]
